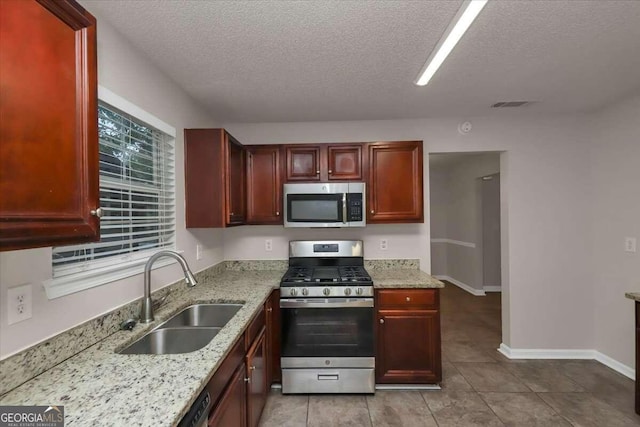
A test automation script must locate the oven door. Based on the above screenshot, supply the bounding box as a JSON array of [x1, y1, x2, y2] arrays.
[[280, 298, 374, 361]]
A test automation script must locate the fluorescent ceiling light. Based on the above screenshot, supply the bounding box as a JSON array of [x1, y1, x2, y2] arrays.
[[414, 0, 488, 86]]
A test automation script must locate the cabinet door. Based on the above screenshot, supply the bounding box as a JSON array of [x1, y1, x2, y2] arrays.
[[266, 289, 281, 385], [0, 0, 99, 251], [226, 134, 246, 225], [376, 309, 441, 383], [208, 363, 247, 427], [246, 328, 267, 427], [367, 141, 423, 223], [285, 145, 321, 182], [246, 146, 282, 224], [327, 144, 363, 181]]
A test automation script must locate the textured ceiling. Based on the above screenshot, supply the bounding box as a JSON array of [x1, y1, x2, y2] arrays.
[[81, 0, 640, 123]]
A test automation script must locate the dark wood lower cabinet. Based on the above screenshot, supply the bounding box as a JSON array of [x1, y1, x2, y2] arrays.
[[246, 329, 267, 427], [267, 290, 281, 384], [376, 289, 441, 384], [208, 364, 247, 427], [202, 290, 277, 427]]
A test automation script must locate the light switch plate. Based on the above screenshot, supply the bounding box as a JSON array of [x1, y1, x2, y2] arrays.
[[7, 284, 33, 325], [625, 237, 637, 253]]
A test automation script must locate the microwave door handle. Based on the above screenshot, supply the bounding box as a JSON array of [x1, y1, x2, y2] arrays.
[[342, 193, 347, 224]]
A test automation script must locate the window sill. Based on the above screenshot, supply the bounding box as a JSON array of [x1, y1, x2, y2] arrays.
[[43, 250, 183, 300]]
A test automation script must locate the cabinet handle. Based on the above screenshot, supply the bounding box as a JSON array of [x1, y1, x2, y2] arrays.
[[90, 208, 103, 218], [370, 210, 374, 214], [379, 318, 384, 324], [249, 365, 256, 371], [406, 296, 411, 302]]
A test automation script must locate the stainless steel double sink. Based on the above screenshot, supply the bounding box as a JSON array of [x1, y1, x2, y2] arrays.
[[119, 303, 243, 355]]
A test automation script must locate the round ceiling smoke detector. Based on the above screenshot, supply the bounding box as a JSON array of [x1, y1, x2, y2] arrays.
[[458, 121, 472, 135]]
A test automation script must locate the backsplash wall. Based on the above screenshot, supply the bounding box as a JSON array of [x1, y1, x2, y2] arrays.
[[223, 224, 429, 267]]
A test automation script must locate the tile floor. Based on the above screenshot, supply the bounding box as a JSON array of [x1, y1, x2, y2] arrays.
[[259, 283, 639, 426]]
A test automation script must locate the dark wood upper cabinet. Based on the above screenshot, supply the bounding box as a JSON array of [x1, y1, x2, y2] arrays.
[[226, 135, 246, 225], [284, 145, 321, 181], [184, 129, 246, 228], [367, 141, 423, 223], [246, 146, 282, 225], [327, 144, 363, 181], [376, 289, 441, 384], [0, 0, 99, 251], [284, 143, 364, 182]]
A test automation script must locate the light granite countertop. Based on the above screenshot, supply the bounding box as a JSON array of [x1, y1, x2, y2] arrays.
[[625, 293, 640, 302], [370, 269, 444, 288], [0, 263, 442, 427], [0, 269, 284, 427]]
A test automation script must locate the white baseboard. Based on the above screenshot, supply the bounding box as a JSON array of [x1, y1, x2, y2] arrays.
[[435, 275, 485, 296], [499, 344, 634, 380], [483, 286, 502, 292], [595, 351, 635, 380]]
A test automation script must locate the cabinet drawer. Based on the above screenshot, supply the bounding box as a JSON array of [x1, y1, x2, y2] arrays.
[[246, 305, 265, 349], [377, 289, 437, 309]]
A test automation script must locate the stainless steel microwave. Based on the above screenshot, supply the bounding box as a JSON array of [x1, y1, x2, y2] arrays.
[[283, 182, 365, 228]]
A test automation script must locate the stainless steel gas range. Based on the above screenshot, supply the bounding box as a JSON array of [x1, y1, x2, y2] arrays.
[[280, 240, 375, 394]]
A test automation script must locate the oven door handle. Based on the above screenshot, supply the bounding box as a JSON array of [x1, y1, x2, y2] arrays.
[[280, 298, 374, 308]]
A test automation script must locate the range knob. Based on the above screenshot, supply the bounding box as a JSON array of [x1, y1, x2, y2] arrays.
[[290, 288, 298, 296], [344, 288, 352, 296], [356, 287, 363, 296], [302, 288, 309, 296], [323, 288, 331, 296]]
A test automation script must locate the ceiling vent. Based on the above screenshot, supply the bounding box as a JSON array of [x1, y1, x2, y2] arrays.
[[491, 101, 532, 108]]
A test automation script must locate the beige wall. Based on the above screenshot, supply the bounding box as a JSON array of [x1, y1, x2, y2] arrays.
[[0, 14, 221, 358], [590, 94, 640, 369]]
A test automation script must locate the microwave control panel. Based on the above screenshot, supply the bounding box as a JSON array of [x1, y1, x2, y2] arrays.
[[347, 194, 363, 221]]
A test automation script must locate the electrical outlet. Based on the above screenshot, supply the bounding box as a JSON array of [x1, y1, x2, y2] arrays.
[[380, 239, 388, 250], [625, 237, 637, 253], [196, 244, 203, 260], [7, 284, 32, 325], [265, 239, 273, 252]]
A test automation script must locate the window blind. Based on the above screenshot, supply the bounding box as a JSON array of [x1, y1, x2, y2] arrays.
[[52, 102, 176, 277]]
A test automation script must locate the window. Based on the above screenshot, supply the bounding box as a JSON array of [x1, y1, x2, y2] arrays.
[[45, 88, 176, 299]]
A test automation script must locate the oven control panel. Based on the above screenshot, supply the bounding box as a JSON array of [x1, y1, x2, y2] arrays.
[[283, 286, 374, 298]]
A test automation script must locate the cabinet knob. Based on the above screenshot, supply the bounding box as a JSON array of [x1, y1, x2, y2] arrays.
[[244, 377, 251, 383], [328, 169, 332, 174], [231, 212, 234, 216], [370, 210, 374, 214], [267, 307, 273, 312], [90, 208, 103, 218], [379, 318, 384, 324], [316, 170, 320, 174], [406, 296, 411, 302], [249, 365, 256, 371], [276, 211, 280, 216]]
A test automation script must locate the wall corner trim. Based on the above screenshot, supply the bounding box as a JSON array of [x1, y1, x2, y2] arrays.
[[483, 285, 502, 292], [498, 344, 634, 380], [435, 275, 485, 296]]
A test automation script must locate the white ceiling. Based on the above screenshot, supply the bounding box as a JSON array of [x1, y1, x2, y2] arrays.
[[81, 0, 640, 123]]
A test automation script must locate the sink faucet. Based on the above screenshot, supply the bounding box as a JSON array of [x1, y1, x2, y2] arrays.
[[140, 250, 198, 323]]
